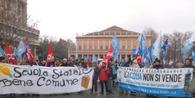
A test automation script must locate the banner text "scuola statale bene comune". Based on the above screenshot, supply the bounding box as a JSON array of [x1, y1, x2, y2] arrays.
[[0, 67, 92, 87]]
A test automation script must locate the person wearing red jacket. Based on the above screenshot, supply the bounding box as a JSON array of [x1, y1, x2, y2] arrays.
[[98, 61, 110, 95]]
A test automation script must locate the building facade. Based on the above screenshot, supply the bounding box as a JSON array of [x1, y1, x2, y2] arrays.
[[69, 26, 151, 61], [0, 0, 39, 56]]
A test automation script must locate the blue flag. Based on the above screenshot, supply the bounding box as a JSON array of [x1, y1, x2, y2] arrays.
[[161, 39, 168, 64], [142, 47, 153, 67], [132, 48, 137, 58], [145, 48, 152, 63], [181, 39, 193, 59], [92, 54, 97, 63], [13, 47, 17, 57], [161, 39, 168, 51], [148, 45, 153, 62], [152, 33, 161, 62], [0, 46, 6, 58], [192, 51, 195, 67], [137, 32, 147, 57], [16, 40, 26, 59], [112, 35, 120, 61], [137, 32, 148, 67]]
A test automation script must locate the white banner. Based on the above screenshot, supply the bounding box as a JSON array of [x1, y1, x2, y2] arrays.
[[0, 63, 94, 94], [117, 67, 193, 97]]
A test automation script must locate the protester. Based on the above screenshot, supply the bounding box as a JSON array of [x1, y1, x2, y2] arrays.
[[61, 58, 68, 66], [182, 58, 195, 97], [183, 58, 194, 80], [119, 59, 126, 67], [98, 61, 111, 95], [118, 59, 129, 95], [151, 58, 163, 69], [34, 59, 40, 66], [107, 60, 113, 93], [91, 63, 99, 94], [189, 75, 195, 97], [82, 60, 88, 68], [74, 59, 80, 67], [40, 60, 46, 66], [147, 58, 163, 98], [54, 59, 62, 67], [164, 61, 175, 68], [183, 58, 194, 69], [66, 59, 74, 67], [175, 62, 184, 68], [131, 59, 140, 68], [20, 58, 27, 65], [111, 61, 117, 87], [129, 58, 139, 96], [86, 59, 92, 67]]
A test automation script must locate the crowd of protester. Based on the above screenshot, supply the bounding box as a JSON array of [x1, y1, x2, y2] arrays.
[[0, 55, 195, 97]]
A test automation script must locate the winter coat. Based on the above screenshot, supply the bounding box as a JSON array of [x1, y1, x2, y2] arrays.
[[93, 66, 99, 80], [98, 65, 110, 81]]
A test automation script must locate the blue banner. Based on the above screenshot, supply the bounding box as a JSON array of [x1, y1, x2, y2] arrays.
[[118, 82, 184, 97], [117, 67, 193, 97]]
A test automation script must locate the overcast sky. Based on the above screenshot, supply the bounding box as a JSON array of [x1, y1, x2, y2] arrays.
[[27, 0, 195, 41]]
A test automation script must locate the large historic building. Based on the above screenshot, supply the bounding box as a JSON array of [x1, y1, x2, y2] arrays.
[[0, 0, 39, 55], [69, 26, 152, 61]]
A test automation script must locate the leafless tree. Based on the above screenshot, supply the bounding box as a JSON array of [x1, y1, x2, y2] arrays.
[[37, 36, 76, 60], [162, 32, 193, 64]]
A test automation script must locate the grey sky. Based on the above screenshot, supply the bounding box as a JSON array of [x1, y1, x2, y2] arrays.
[[27, 0, 195, 41]]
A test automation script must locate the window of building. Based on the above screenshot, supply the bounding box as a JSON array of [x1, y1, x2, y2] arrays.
[[84, 45, 87, 50], [89, 45, 92, 50], [106, 45, 108, 50], [133, 45, 136, 48], [128, 45, 131, 50], [94, 45, 97, 50], [116, 32, 120, 35], [111, 32, 115, 35], [122, 46, 126, 50], [79, 45, 82, 50], [126, 45, 128, 50], [100, 46, 103, 50]]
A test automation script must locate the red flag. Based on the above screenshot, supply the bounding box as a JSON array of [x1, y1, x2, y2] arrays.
[[47, 42, 53, 62], [103, 45, 113, 62], [4, 44, 17, 64], [11, 57, 17, 65], [100, 45, 113, 69], [4, 44, 13, 61], [136, 55, 142, 65], [26, 48, 33, 64]]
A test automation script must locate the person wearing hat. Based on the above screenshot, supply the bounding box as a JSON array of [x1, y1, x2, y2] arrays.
[[62, 58, 68, 67]]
